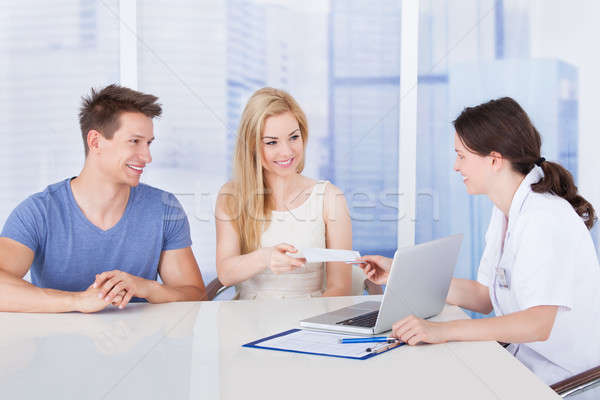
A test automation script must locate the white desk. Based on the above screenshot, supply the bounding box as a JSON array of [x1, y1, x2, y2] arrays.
[[0, 296, 560, 399]]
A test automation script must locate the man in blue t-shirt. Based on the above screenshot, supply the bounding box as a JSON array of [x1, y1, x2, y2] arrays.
[[0, 84, 206, 313]]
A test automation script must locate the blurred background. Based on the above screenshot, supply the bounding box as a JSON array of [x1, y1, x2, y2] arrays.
[[1, 0, 599, 308]]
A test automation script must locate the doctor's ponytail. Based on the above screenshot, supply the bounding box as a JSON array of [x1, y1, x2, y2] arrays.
[[532, 160, 595, 229], [454, 97, 596, 229]]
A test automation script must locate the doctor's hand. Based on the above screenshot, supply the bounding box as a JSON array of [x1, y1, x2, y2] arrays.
[[263, 243, 306, 274], [358, 255, 392, 285], [391, 315, 449, 345], [93, 270, 152, 309]]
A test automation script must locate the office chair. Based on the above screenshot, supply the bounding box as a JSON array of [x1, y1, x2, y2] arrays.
[[497, 342, 600, 398], [550, 365, 600, 398]]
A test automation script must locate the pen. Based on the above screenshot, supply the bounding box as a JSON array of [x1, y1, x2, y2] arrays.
[[339, 337, 398, 344], [365, 341, 392, 352], [370, 341, 402, 354]]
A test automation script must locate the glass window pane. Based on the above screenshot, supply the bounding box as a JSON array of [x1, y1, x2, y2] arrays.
[[416, 0, 589, 318], [0, 0, 120, 227], [138, 0, 402, 284]]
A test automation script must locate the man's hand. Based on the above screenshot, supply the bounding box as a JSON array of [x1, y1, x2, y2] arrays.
[[93, 270, 153, 309], [75, 284, 126, 313]]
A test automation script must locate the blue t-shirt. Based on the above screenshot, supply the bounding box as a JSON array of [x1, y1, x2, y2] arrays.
[[1, 178, 192, 293]]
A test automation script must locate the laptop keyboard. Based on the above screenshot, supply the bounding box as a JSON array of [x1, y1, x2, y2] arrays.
[[336, 310, 379, 327]]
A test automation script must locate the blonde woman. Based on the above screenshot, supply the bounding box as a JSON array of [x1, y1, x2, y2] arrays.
[[215, 87, 352, 299]]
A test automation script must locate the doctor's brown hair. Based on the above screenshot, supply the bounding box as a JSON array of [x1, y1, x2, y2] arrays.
[[453, 97, 595, 229]]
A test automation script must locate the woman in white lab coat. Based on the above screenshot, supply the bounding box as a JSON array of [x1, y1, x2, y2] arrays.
[[360, 97, 600, 389]]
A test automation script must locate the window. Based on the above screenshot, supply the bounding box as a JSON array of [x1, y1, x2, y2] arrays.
[[416, 0, 597, 317], [0, 1, 120, 230], [137, 0, 402, 283]]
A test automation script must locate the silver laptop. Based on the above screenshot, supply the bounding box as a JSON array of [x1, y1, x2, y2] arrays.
[[299, 234, 463, 335]]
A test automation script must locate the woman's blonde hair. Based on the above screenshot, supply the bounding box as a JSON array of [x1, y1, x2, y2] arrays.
[[226, 87, 309, 254]]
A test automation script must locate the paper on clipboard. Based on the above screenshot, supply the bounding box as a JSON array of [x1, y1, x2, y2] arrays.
[[243, 329, 403, 360], [290, 248, 361, 264]]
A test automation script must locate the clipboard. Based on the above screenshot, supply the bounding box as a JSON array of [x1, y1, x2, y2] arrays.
[[242, 328, 404, 360]]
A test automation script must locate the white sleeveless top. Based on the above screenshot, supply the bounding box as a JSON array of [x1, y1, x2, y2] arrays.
[[235, 180, 328, 300]]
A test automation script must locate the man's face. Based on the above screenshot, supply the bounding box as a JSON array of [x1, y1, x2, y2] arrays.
[[96, 112, 154, 187]]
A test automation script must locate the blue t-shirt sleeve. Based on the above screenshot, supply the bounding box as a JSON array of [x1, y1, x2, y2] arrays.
[[0, 196, 47, 252], [161, 192, 192, 251]]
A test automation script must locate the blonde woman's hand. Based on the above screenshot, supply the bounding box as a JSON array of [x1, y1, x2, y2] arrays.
[[358, 255, 393, 285], [264, 243, 306, 274]]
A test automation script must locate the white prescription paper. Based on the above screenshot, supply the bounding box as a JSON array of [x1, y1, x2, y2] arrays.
[[256, 330, 382, 358], [290, 248, 361, 263]]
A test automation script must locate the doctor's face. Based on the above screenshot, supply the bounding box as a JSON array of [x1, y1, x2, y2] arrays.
[[453, 132, 493, 195]]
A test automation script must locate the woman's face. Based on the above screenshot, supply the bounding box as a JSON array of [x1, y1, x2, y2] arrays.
[[260, 111, 304, 179], [453, 132, 494, 195]]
